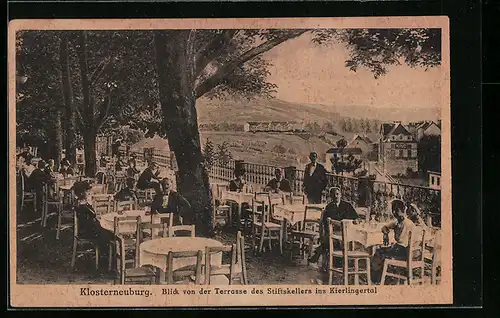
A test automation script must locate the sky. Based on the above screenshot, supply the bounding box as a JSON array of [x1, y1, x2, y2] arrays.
[[262, 32, 443, 111]]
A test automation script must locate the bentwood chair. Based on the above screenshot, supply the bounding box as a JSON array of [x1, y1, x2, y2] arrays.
[[251, 199, 283, 255]]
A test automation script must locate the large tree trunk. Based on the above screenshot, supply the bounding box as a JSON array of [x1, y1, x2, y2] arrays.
[[59, 35, 77, 164], [54, 110, 63, 169], [83, 131, 98, 177], [154, 30, 213, 236]]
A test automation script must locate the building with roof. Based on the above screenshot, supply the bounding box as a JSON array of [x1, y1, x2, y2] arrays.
[[243, 121, 305, 133], [346, 134, 374, 154], [378, 121, 418, 176], [428, 170, 441, 189]]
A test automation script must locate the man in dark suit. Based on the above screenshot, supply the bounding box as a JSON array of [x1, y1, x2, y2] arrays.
[[308, 186, 359, 265], [137, 161, 162, 195], [303, 152, 328, 204], [265, 168, 292, 193], [150, 178, 193, 226]]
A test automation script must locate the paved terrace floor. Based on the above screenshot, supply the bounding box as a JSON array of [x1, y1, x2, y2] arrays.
[[15, 206, 328, 285]]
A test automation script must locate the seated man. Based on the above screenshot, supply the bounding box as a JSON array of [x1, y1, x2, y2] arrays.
[[136, 161, 162, 195], [370, 199, 415, 284], [308, 186, 359, 265], [149, 178, 192, 226], [125, 158, 140, 179], [406, 201, 427, 227], [28, 159, 49, 213], [264, 168, 292, 193], [72, 181, 115, 270], [114, 178, 138, 202], [44, 159, 58, 200]]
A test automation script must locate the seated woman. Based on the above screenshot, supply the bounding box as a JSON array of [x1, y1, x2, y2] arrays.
[[72, 181, 115, 269], [114, 178, 138, 202], [229, 168, 246, 192], [149, 178, 192, 226], [370, 199, 416, 284], [405, 201, 427, 226], [59, 158, 75, 177]]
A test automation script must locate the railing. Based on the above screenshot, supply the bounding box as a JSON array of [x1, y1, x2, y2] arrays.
[[208, 159, 441, 226]]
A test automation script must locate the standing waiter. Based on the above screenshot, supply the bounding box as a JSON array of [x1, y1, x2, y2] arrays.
[[303, 152, 328, 204]]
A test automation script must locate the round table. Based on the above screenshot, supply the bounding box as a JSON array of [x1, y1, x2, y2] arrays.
[[139, 237, 223, 272], [99, 210, 160, 234]]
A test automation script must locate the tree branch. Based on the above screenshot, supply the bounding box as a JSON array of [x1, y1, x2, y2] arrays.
[[195, 30, 239, 76], [195, 30, 307, 99], [89, 58, 112, 86], [96, 89, 112, 131], [75, 106, 87, 132]]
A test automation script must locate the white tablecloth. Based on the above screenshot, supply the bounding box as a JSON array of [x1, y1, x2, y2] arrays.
[[139, 237, 223, 272], [221, 191, 254, 205], [99, 210, 160, 234], [272, 204, 326, 225]]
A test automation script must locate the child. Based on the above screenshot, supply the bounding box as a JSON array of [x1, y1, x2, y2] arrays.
[[370, 199, 415, 284]]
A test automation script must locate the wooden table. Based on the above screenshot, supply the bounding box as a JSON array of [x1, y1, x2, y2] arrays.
[[99, 209, 161, 234], [221, 191, 255, 225], [139, 237, 226, 284]]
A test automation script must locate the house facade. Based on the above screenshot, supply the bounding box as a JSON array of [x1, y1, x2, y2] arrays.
[[428, 170, 441, 189], [416, 121, 441, 141], [378, 121, 418, 176]]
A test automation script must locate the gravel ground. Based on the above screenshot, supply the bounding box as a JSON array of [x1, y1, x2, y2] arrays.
[[16, 207, 326, 285]]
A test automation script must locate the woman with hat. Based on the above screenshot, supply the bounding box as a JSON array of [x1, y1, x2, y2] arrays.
[[72, 181, 115, 269]]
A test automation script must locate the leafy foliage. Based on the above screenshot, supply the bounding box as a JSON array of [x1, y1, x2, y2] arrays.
[[312, 28, 441, 78], [417, 135, 441, 173]]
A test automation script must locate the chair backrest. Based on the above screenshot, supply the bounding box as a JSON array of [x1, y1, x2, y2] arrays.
[[204, 244, 236, 285], [328, 218, 350, 269], [301, 205, 324, 231], [268, 193, 284, 207], [168, 225, 195, 237], [407, 228, 426, 266], [254, 192, 269, 203], [236, 231, 248, 285], [115, 200, 136, 212], [137, 221, 168, 242], [285, 193, 305, 205], [92, 195, 113, 216], [96, 171, 107, 184], [251, 199, 266, 223], [114, 215, 141, 236], [216, 184, 229, 199], [166, 250, 203, 284]]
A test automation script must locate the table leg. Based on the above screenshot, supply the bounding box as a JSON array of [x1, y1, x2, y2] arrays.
[[237, 203, 242, 228]]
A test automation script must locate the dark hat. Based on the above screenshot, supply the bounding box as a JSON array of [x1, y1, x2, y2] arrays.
[[72, 180, 92, 197]]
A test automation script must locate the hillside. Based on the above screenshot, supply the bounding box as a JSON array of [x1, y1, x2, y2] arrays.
[[196, 97, 440, 124]]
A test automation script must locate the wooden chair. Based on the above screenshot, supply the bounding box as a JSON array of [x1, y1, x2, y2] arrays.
[[92, 195, 113, 217], [212, 197, 231, 229], [328, 218, 371, 285], [425, 230, 441, 285], [285, 193, 305, 205], [55, 197, 74, 240], [113, 215, 141, 268], [381, 229, 427, 285], [289, 206, 323, 261], [18, 171, 36, 213], [168, 225, 195, 238], [114, 235, 157, 285], [165, 250, 203, 285], [115, 199, 137, 213], [42, 183, 63, 228], [235, 231, 249, 284], [251, 199, 283, 254], [204, 244, 236, 285], [70, 209, 109, 271]]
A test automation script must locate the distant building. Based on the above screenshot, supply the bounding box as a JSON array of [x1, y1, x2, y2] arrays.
[[408, 120, 441, 141], [346, 134, 374, 155], [243, 121, 305, 133], [428, 170, 441, 189], [378, 121, 418, 176]]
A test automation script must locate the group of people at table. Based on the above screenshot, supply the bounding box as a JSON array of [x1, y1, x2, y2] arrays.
[[225, 151, 430, 284], [17, 150, 432, 285]]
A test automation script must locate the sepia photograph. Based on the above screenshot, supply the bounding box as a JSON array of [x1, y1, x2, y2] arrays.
[[9, 17, 451, 307]]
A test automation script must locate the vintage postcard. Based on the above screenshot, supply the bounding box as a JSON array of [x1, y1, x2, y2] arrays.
[[9, 17, 451, 307]]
